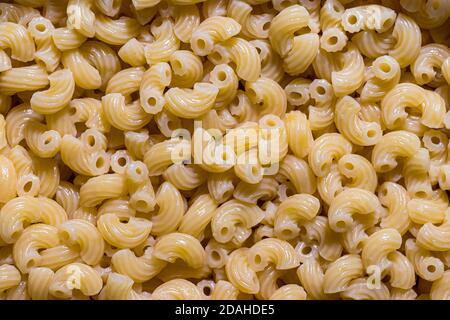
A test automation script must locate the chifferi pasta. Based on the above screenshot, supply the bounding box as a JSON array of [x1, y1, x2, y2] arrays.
[[0, 0, 449, 301]]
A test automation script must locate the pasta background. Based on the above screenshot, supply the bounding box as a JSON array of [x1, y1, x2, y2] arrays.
[[0, 0, 449, 301]]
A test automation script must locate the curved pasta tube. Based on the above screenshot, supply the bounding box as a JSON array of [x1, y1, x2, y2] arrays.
[[338, 154, 377, 192], [416, 216, 450, 251], [164, 83, 218, 119], [79, 174, 128, 207], [61, 49, 101, 90], [103, 272, 147, 300], [178, 194, 218, 239], [0, 264, 21, 294], [0, 65, 49, 96], [111, 247, 167, 283], [340, 278, 390, 300], [405, 239, 444, 282], [250, 39, 284, 83], [371, 131, 421, 173], [274, 194, 320, 240], [97, 214, 152, 249], [52, 27, 87, 51], [335, 96, 382, 146], [212, 37, 261, 82], [163, 164, 206, 191], [278, 155, 317, 195], [0, 196, 67, 244], [430, 270, 450, 300], [389, 13, 421, 68], [361, 228, 402, 269], [48, 263, 103, 299], [0, 22, 35, 62], [308, 133, 352, 177], [153, 232, 205, 269], [95, 14, 140, 45], [152, 279, 204, 300], [331, 43, 364, 97], [60, 132, 111, 177], [151, 181, 185, 236], [382, 83, 446, 130], [170, 50, 203, 88], [28, 17, 61, 72], [233, 177, 278, 205], [378, 182, 410, 235], [24, 120, 61, 158], [268, 5, 310, 58], [328, 188, 381, 233], [0, 155, 17, 204], [12, 224, 60, 273], [190, 16, 241, 56], [143, 138, 191, 176], [27, 267, 54, 300], [245, 77, 286, 118], [66, 0, 95, 38], [30, 69, 75, 115], [269, 284, 307, 300], [411, 44, 450, 86], [58, 219, 104, 266], [140, 62, 171, 114], [102, 93, 151, 131], [225, 248, 259, 294], [283, 33, 319, 76], [144, 18, 180, 64], [247, 238, 300, 272], [211, 200, 264, 245], [323, 254, 363, 294]]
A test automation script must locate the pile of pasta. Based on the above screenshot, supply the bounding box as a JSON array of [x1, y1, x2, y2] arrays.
[[0, 0, 449, 301]]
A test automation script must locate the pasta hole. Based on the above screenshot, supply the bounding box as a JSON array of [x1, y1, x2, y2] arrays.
[[251, 166, 259, 175], [327, 36, 338, 46], [220, 227, 229, 236], [87, 135, 95, 147], [117, 157, 127, 167], [95, 157, 105, 168], [415, 191, 427, 198], [289, 92, 302, 101], [405, 106, 421, 117], [262, 21, 270, 31], [197, 39, 206, 50], [379, 63, 391, 73], [427, 264, 436, 273], [367, 130, 377, 138], [44, 137, 52, 145], [382, 18, 393, 29], [347, 15, 358, 25], [217, 71, 227, 82], [211, 250, 221, 261], [136, 200, 148, 211], [26, 259, 36, 269], [301, 246, 312, 255], [281, 229, 292, 237], [60, 230, 70, 242], [254, 254, 262, 265], [336, 220, 346, 229], [431, 136, 440, 145], [333, 4, 343, 13], [203, 286, 211, 296], [209, 51, 222, 62], [380, 164, 391, 172], [344, 162, 354, 170], [172, 59, 182, 71], [316, 86, 326, 95], [147, 97, 157, 106], [23, 181, 33, 193], [35, 23, 46, 33]]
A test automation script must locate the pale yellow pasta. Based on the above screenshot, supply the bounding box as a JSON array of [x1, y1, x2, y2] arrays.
[[0, 65, 49, 96], [430, 270, 450, 300], [322, 254, 363, 294], [152, 278, 204, 300], [95, 14, 141, 45], [405, 239, 444, 282], [211, 37, 261, 82], [211, 199, 264, 245], [250, 39, 284, 83], [97, 213, 152, 249], [48, 263, 102, 299], [0, 155, 17, 204], [0, 264, 21, 294], [30, 69, 75, 115], [378, 182, 411, 235], [278, 155, 317, 195], [308, 133, 352, 177], [0, 196, 67, 244], [0, 3, 40, 26], [331, 43, 365, 97], [190, 16, 240, 56], [340, 278, 390, 300], [28, 17, 61, 72], [247, 238, 300, 271], [245, 77, 286, 118], [371, 131, 421, 173], [170, 50, 203, 88], [335, 96, 382, 146], [362, 228, 402, 271], [233, 177, 278, 205], [23, 121, 61, 158], [297, 258, 337, 300], [225, 248, 259, 294], [173, 5, 200, 43], [52, 27, 87, 51], [66, 0, 95, 38], [79, 174, 128, 207], [153, 232, 205, 268], [144, 18, 180, 65], [0, 22, 35, 62], [273, 194, 320, 240], [150, 181, 185, 236], [27, 267, 54, 300], [389, 13, 422, 68], [328, 188, 381, 233], [178, 194, 218, 239]]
